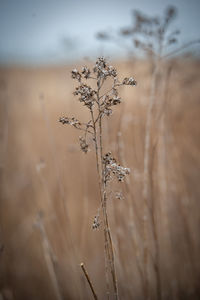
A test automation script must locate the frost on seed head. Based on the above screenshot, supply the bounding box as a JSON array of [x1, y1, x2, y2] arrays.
[[103, 152, 130, 182]]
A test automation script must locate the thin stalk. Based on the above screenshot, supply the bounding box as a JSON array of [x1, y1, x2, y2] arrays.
[[143, 58, 160, 299], [164, 39, 200, 59], [90, 106, 110, 299], [99, 83, 123, 100], [97, 83, 119, 300], [90, 107, 101, 177], [143, 40, 164, 298], [116, 107, 145, 289], [103, 187, 119, 300], [35, 215, 63, 300], [80, 263, 98, 300]]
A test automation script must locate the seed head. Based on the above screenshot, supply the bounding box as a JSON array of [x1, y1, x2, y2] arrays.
[[103, 152, 130, 182], [59, 116, 81, 128], [74, 84, 96, 108], [92, 215, 101, 230], [71, 69, 82, 82], [93, 57, 117, 79], [82, 66, 91, 79], [79, 136, 89, 153], [123, 77, 137, 86]]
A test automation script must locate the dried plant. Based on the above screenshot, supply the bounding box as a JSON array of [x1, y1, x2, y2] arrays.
[[59, 57, 136, 299], [96, 6, 199, 300], [120, 6, 179, 58], [97, 6, 199, 60]]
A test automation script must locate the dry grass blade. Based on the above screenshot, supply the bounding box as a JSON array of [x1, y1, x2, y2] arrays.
[[80, 263, 98, 300]]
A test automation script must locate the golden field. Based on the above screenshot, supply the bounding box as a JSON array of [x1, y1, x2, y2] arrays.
[[0, 58, 200, 300]]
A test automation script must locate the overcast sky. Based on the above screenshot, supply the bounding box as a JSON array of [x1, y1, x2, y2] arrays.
[[0, 0, 200, 64]]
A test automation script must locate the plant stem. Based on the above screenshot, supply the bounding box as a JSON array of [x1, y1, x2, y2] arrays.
[[80, 263, 98, 300], [90, 106, 110, 299], [97, 83, 119, 300], [143, 59, 159, 300]]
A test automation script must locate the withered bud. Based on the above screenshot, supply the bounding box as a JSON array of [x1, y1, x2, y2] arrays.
[[112, 96, 122, 105], [123, 77, 137, 86], [93, 57, 117, 79], [92, 215, 101, 229], [79, 136, 89, 153], [103, 152, 130, 182], [106, 96, 121, 106], [82, 66, 91, 79], [112, 88, 118, 96], [103, 108, 113, 116], [103, 152, 116, 165], [74, 84, 96, 108], [59, 117, 81, 128], [107, 65, 117, 77], [71, 69, 82, 81]]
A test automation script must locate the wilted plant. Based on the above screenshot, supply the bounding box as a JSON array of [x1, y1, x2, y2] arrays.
[[59, 57, 136, 299]]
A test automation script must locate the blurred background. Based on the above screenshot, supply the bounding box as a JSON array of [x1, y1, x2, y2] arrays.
[[0, 0, 200, 64], [0, 0, 200, 299]]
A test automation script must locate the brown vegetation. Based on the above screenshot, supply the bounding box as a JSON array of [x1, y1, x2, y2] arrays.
[[0, 58, 200, 299]]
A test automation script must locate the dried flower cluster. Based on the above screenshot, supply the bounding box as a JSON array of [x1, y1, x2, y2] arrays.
[[59, 116, 81, 128], [73, 84, 96, 108], [79, 136, 89, 154], [71, 69, 81, 81], [93, 57, 117, 79], [103, 152, 130, 182], [122, 77, 137, 86], [92, 214, 101, 230], [101, 94, 122, 117], [59, 57, 136, 153]]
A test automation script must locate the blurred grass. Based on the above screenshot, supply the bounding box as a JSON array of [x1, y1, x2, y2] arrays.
[[0, 58, 200, 299]]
